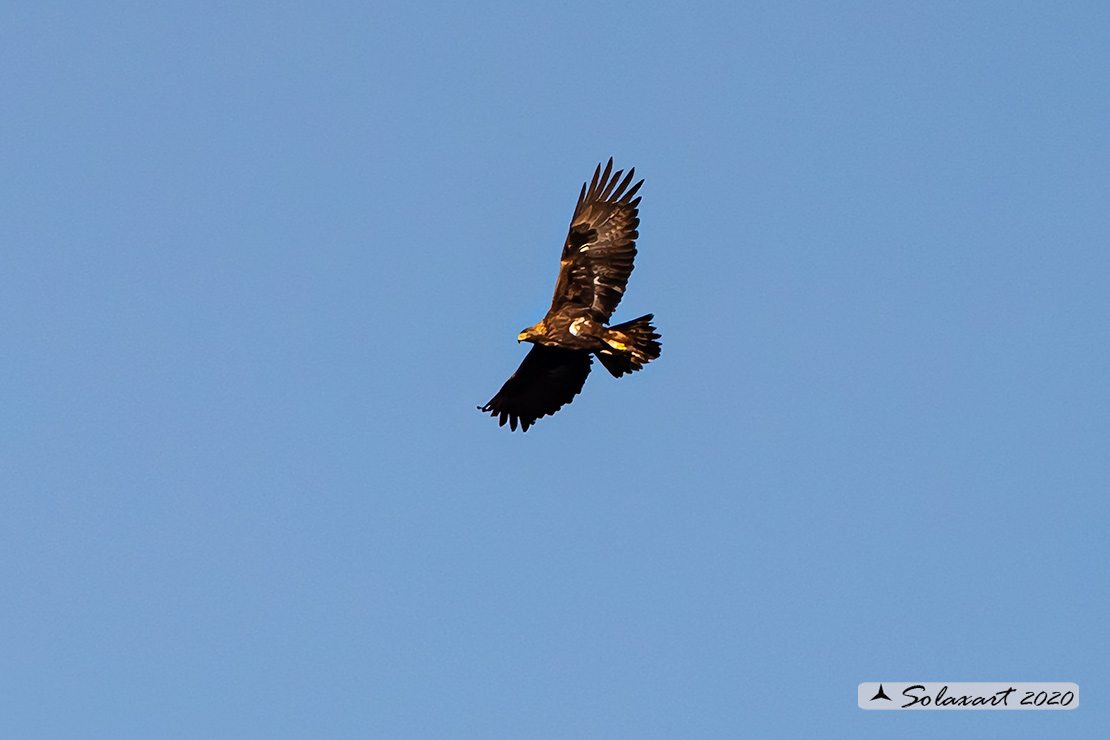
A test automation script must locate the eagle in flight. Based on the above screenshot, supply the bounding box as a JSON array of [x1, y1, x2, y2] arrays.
[[479, 159, 661, 431]]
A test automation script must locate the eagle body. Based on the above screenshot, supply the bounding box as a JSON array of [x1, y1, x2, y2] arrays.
[[480, 159, 661, 431]]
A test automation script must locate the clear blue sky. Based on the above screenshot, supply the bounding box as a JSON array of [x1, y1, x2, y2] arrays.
[[3, 2, 1107, 737]]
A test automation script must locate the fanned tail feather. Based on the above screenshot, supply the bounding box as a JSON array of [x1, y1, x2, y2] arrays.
[[596, 314, 661, 378]]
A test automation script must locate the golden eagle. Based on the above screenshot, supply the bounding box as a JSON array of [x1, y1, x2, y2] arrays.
[[480, 159, 661, 431]]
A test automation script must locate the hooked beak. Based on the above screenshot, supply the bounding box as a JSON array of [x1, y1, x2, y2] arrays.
[[518, 322, 544, 342]]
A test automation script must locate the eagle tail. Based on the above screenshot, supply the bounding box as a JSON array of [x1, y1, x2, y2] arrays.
[[596, 314, 661, 378]]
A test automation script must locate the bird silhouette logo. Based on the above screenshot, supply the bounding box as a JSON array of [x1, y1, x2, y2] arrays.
[[871, 684, 892, 701]]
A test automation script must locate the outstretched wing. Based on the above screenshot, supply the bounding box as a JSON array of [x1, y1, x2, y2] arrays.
[[548, 158, 643, 321], [479, 345, 592, 431]]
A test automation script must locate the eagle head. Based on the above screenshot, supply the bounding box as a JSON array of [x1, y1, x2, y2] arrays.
[[517, 321, 547, 342]]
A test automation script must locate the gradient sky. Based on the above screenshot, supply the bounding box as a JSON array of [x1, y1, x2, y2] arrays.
[[3, 2, 1108, 738]]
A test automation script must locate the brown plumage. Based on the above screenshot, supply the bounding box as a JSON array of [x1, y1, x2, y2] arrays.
[[479, 159, 661, 431]]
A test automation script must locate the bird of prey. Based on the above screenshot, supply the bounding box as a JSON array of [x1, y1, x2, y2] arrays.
[[479, 158, 661, 431]]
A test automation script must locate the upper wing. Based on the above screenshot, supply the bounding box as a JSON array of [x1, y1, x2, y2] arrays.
[[479, 345, 592, 431], [548, 158, 643, 321]]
